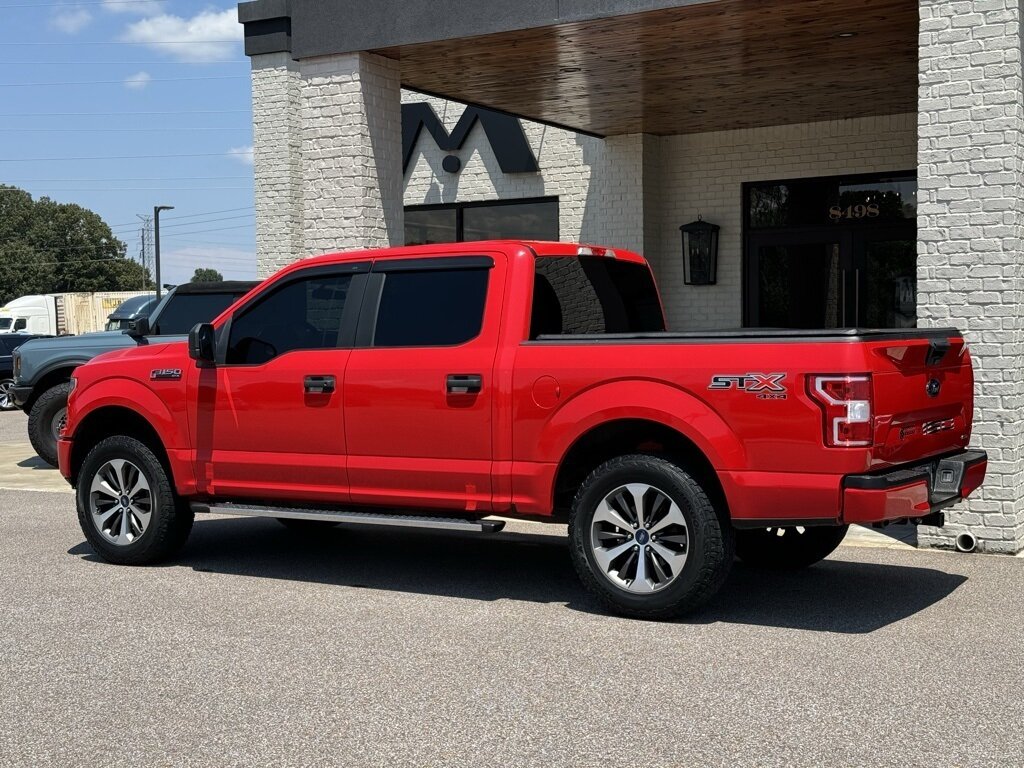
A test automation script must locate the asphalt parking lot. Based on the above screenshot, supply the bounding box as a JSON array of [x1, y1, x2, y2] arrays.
[[0, 409, 1022, 767]]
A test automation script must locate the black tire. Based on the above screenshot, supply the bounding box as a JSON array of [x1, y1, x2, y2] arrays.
[[0, 378, 16, 411], [735, 525, 849, 570], [568, 454, 733, 620], [275, 518, 341, 532], [76, 435, 193, 565], [28, 382, 71, 467]]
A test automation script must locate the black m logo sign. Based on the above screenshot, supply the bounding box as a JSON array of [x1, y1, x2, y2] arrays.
[[401, 102, 540, 174]]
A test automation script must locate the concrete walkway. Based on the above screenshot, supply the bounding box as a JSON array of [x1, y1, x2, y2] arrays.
[[0, 442, 71, 494]]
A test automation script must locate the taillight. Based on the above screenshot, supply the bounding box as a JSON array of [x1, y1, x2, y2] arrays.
[[809, 375, 873, 447]]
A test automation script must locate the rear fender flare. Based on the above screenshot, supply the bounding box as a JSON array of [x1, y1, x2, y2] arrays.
[[542, 379, 747, 470]]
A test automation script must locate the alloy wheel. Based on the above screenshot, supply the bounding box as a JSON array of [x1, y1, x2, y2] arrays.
[[88, 459, 153, 546], [589, 483, 689, 593]]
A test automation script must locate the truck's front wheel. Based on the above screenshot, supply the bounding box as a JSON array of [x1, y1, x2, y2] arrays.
[[569, 455, 733, 620], [28, 382, 71, 467], [734, 525, 848, 570], [76, 436, 193, 565]]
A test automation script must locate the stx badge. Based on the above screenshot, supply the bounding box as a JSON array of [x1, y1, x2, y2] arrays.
[[709, 373, 788, 400]]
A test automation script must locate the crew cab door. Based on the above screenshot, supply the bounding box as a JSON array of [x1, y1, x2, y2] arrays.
[[194, 263, 367, 503], [343, 254, 501, 512]]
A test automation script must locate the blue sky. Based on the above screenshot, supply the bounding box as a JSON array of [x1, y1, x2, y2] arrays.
[[1, 0, 255, 285]]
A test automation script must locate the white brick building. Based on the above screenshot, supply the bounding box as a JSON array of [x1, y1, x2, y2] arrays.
[[239, 0, 1024, 553]]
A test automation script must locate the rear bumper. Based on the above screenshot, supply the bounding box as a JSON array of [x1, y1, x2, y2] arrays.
[[842, 449, 987, 526], [10, 384, 32, 410]]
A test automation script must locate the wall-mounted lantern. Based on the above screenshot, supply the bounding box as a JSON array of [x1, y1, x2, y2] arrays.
[[680, 216, 719, 286]]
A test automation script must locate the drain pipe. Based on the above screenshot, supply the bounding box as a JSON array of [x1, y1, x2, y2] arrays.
[[955, 532, 978, 553]]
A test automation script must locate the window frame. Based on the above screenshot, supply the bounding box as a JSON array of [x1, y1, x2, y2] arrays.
[[404, 196, 560, 244], [354, 256, 495, 349], [215, 262, 370, 366]]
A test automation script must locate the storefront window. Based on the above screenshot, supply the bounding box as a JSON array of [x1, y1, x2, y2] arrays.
[[405, 198, 558, 245], [747, 173, 916, 230]]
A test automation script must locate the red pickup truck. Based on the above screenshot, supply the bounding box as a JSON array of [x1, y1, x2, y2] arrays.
[[60, 241, 986, 618]]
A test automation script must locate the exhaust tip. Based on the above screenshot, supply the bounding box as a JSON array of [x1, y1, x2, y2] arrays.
[[955, 532, 978, 553]]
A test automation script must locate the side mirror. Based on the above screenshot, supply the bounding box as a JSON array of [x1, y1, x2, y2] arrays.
[[126, 317, 150, 338], [188, 323, 216, 366]]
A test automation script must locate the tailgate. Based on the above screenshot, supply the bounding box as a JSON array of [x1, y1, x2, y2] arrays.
[[869, 336, 973, 466]]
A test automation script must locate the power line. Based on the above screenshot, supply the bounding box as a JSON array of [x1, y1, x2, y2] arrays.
[[1, 41, 240, 46], [160, 223, 255, 237], [6, 176, 250, 181], [25, 186, 253, 191], [0, 110, 249, 116], [0, 0, 166, 7], [0, 150, 252, 162], [0, 61, 247, 65], [153, 213, 255, 230], [0, 127, 251, 132], [0, 75, 247, 87], [103, 206, 254, 230]]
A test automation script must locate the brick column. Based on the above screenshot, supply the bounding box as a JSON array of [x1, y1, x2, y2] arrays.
[[578, 134, 652, 255], [300, 52, 404, 255], [251, 52, 304, 277], [917, 0, 1024, 553]]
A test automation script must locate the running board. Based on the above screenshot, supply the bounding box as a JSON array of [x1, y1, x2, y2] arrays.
[[190, 502, 506, 533]]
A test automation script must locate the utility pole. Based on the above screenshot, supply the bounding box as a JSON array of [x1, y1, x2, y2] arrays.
[[136, 214, 152, 291], [153, 205, 174, 300]]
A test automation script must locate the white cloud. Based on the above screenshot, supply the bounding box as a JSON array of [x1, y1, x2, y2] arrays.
[[50, 7, 93, 34], [121, 8, 242, 62], [227, 145, 254, 166], [102, 0, 166, 14], [124, 71, 152, 90]]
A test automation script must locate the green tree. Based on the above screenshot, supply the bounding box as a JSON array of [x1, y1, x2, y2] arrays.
[[0, 185, 152, 306], [190, 268, 223, 283]]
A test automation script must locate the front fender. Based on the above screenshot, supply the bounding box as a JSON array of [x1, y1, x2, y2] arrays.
[[69, 376, 179, 446], [541, 379, 747, 471]]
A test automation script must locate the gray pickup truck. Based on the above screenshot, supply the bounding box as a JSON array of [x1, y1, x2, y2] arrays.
[[11, 280, 258, 466]]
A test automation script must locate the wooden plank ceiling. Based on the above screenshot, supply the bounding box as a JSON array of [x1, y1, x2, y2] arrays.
[[376, 0, 918, 136]]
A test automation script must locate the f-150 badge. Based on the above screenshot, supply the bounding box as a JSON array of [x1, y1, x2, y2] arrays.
[[151, 369, 183, 381], [709, 373, 787, 400]]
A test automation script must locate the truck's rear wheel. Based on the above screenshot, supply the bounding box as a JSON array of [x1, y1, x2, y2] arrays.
[[735, 525, 848, 570], [569, 455, 733, 620], [0, 379, 16, 411], [28, 382, 71, 467], [76, 436, 193, 565]]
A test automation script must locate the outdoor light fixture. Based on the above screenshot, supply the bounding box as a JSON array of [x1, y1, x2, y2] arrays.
[[680, 216, 719, 286]]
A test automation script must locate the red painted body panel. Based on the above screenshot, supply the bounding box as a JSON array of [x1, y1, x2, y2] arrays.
[[61, 240, 985, 527]]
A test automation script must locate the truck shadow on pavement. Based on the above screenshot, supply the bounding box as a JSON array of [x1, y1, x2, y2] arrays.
[[70, 517, 967, 634]]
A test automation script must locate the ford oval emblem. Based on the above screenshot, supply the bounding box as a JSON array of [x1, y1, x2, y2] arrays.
[[926, 378, 941, 398]]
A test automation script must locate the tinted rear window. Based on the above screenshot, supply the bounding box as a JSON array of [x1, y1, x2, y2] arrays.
[[151, 293, 243, 335], [373, 268, 489, 347], [530, 256, 665, 338]]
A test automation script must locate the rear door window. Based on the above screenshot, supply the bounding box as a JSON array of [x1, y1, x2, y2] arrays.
[[372, 267, 490, 347]]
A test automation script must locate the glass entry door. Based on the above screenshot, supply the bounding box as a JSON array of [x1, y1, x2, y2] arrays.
[[744, 172, 917, 329], [747, 232, 848, 328]]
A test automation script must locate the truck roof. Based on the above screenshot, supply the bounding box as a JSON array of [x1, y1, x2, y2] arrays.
[[282, 241, 648, 277], [171, 280, 261, 295]]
